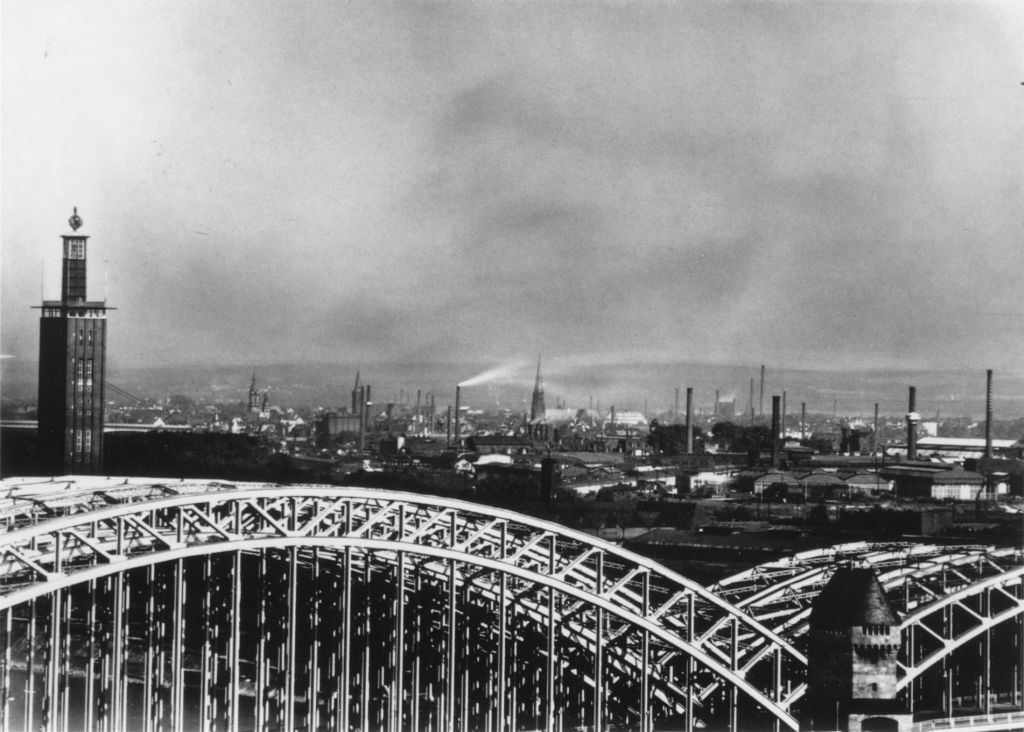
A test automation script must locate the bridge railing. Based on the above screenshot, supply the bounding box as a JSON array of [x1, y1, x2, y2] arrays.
[[910, 710, 1024, 731]]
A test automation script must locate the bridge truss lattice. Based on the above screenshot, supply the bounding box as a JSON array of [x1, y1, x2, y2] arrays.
[[0, 478, 803, 732], [0, 477, 1021, 732], [711, 541, 1024, 718]]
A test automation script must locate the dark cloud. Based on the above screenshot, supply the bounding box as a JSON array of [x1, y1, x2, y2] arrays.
[[2, 1, 1022, 375]]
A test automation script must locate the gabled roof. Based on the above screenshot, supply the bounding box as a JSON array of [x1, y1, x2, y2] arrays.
[[844, 472, 889, 485], [753, 472, 799, 484], [800, 472, 844, 485]]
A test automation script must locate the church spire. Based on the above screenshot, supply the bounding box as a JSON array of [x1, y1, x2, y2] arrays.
[[530, 354, 546, 422], [248, 371, 259, 412], [351, 369, 361, 414]]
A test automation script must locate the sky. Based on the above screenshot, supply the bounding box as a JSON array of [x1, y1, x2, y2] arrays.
[[3, 0, 1024, 377]]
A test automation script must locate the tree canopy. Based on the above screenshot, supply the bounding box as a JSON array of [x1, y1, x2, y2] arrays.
[[647, 420, 705, 455]]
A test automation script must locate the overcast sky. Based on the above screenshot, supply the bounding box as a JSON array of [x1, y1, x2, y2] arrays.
[[3, 1, 1023, 375]]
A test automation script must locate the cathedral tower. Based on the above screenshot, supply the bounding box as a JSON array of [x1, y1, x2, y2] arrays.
[[37, 208, 109, 473]]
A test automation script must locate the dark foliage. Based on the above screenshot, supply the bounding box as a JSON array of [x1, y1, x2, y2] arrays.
[[338, 467, 474, 499], [647, 420, 705, 455], [0, 428, 42, 476], [104, 432, 311, 482], [710, 421, 773, 453]]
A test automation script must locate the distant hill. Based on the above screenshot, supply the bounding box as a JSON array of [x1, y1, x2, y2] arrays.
[[3, 358, 1021, 419]]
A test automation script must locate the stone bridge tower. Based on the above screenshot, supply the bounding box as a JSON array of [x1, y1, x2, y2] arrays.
[[802, 566, 911, 732]]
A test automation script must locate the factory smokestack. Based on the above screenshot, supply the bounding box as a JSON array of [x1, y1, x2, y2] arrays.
[[714, 389, 720, 417], [781, 390, 787, 440], [985, 369, 993, 459], [771, 395, 781, 468], [873, 402, 879, 456], [749, 378, 755, 426], [357, 386, 366, 451], [759, 364, 766, 417], [801, 402, 806, 441], [685, 387, 693, 454], [351, 370, 360, 414], [906, 386, 919, 461], [454, 385, 461, 451], [675, 387, 680, 417]]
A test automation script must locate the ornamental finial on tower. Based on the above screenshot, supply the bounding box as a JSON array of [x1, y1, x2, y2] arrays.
[[68, 207, 83, 232]]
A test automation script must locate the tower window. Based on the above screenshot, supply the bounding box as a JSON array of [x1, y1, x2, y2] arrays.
[[75, 430, 83, 452], [68, 241, 85, 259], [84, 430, 92, 453], [76, 360, 84, 385], [85, 359, 93, 386]]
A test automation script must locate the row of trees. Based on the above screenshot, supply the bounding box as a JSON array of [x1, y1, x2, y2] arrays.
[[647, 420, 775, 456]]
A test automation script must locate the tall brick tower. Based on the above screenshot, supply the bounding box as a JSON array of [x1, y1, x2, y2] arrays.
[[37, 208, 109, 474], [802, 566, 911, 732]]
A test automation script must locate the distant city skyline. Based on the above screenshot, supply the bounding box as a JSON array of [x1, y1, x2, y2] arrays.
[[5, 356, 1021, 423], [3, 2, 1023, 374]]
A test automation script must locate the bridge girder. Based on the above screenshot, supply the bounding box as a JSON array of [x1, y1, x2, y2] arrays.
[[0, 479, 802, 731], [711, 540, 1024, 713], [1, 477, 1020, 732]]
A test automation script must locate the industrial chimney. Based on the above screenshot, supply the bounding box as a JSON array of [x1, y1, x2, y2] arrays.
[[873, 402, 880, 456], [985, 369, 993, 460], [906, 386, 919, 461], [771, 395, 781, 468], [357, 385, 366, 451], [781, 390, 787, 439], [685, 387, 693, 454], [759, 364, 766, 418], [454, 385, 462, 451]]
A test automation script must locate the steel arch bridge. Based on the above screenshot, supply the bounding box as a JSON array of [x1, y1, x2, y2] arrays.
[[0, 477, 1021, 732], [710, 541, 1024, 718]]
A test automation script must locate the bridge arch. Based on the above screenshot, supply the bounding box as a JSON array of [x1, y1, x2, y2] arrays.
[[710, 542, 1024, 717], [0, 482, 802, 732]]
